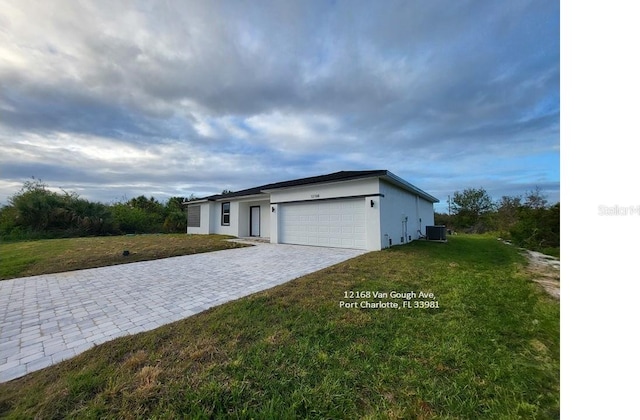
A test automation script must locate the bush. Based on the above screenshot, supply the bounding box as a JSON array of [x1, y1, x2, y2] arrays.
[[0, 205, 19, 237], [9, 179, 62, 231], [69, 200, 116, 236], [110, 204, 157, 234], [0, 179, 188, 239], [163, 211, 187, 233], [510, 204, 559, 252]]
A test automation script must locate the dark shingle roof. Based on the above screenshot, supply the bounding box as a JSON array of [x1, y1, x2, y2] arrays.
[[188, 170, 438, 203]]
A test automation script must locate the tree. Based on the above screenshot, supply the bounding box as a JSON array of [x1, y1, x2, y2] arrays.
[[165, 196, 186, 213], [434, 212, 453, 227], [496, 195, 522, 235], [128, 196, 164, 214], [119, 196, 165, 232], [451, 187, 494, 230], [68, 198, 115, 235], [0, 179, 195, 238], [9, 178, 57, 231], [524, 186, 548, 209], [3, 178, 117, 237], [163, 196, 187, 233]]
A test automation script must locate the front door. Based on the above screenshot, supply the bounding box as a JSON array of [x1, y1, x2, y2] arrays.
[[250, 206, 260, 237]]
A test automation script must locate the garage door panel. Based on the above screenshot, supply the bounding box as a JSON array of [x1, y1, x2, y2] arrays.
[[280, 198, 366, 249]]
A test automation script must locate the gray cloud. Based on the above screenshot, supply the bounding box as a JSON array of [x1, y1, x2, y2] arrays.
[[0, 0, 559, 206]]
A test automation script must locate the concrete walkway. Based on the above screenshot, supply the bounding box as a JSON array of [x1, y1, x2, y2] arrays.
[[0, 243, 367, 383]]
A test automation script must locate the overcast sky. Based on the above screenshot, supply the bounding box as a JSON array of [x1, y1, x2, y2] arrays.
[[0, 0, 559, 211]]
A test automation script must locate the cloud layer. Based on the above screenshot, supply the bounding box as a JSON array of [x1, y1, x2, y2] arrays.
[[0, 0, 559, 209]]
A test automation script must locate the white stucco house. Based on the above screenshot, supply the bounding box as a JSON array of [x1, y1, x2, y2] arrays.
[[185, 170, 439, 251]]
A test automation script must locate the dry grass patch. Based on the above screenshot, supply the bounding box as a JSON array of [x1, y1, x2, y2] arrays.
[[135, 366, 163, 394], [122, 350, 149, 371], [0, 234, 245, 280], [263, 328, 293, 346]]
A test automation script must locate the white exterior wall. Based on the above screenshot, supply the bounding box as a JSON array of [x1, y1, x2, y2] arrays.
[[237, 200, 270, 238], [184, 201, 238, 236], [208, 201, 239, 236], [417, 195, 435, 228], [188, 199, 270, 237], [270, 203, 280, 243], [364, 195, 382, 250], [269, 178, 380, 204], [260, 202, 271, 237], [379, 180, 435, 247], [186, 202, 212, 234], [270, 178, 382, 250]]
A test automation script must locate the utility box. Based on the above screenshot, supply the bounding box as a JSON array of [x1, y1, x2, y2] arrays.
[[426, 225, 447, 241]]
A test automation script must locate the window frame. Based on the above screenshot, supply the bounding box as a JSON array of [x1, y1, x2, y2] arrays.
[[221, 202, 231, 226]]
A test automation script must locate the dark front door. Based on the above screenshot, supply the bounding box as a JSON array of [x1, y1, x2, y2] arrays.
[[250, 206, 260, 237]]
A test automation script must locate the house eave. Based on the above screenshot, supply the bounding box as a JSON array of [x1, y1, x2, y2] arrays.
[[381, 172, 440, 203], [220, 193, 270, 202], [182, 199, 209, 205]]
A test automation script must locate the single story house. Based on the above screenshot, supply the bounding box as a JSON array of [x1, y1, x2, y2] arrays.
[[185, 170, 438, 251]]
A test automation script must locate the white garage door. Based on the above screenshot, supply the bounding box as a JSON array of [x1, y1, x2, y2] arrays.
[[279, 198, 366, 249]]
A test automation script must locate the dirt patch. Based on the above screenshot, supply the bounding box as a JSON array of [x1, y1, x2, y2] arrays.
[[499, 239, 560, 299], [523, 249, 560, 299]]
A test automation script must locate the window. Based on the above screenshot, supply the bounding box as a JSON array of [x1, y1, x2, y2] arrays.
[[221, 202, 230, 225], [187, 205, 201, 228]]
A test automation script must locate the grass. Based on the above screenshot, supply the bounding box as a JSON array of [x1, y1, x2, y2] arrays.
[[0, 236, 560, 418], [541, 247, 560, 258], [0, 234, 245, 280]]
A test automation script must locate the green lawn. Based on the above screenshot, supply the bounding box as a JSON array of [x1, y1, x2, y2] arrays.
[[0, 234, 244, 280], [0, 236, 560, 419]]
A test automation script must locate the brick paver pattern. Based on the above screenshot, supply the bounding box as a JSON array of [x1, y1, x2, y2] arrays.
[[0, 243, 366, 382]]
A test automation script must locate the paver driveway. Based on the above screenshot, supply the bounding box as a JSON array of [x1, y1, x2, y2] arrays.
[[0, 242, 367, 383]]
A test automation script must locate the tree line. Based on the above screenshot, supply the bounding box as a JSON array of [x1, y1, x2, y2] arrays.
[[1, 179, 559, 255], [435, 186, 559, 255], [0, 178, 189, 240]]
